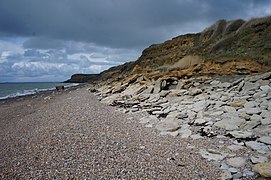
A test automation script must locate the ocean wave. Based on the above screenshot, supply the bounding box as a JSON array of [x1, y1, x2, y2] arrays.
[[0, 83, 80, 100]]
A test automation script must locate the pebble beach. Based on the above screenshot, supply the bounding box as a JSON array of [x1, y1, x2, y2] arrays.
[[0, 87, 224, 179]]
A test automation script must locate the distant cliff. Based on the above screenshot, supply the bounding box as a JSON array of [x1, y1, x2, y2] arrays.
[[64, 74, 100, 83], [66, 16, 271, 83]]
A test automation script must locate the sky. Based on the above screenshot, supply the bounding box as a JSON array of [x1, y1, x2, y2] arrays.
[[0, 0, 270, 82]]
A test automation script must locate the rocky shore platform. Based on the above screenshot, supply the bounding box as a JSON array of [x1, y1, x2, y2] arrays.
[[92, 71, 271, 179]]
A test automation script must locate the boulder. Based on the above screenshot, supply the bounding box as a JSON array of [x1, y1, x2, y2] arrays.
[[253, 162, 271, 178], [199, 149, 228, 161], [56, 85, 64, 91], [189, 88, 202, 96], [227, 157, 246, 168]]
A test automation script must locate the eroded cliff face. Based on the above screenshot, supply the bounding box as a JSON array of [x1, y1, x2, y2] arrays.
[[66, 16, 271, 83]]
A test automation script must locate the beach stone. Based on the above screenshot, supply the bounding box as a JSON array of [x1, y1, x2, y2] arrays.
[[220, 170, 232, 180], [220, 161, 229, 170], [243, 169, 255, 177], [241, 120, 261, 130], [159, 90, 170, 97], [260, 85, 271, 91], [155, 118, 181, 132], [192, 100, 209, 112], [227, 157, 246, 168], [233, 140, 244, 146], [153, 79, 162, 93], [253, 162, 271, 178], [245, 141, 270, 153], [161, 80, 167, 89], [241, 82, 259, 93], [228, 100, 246, 108], [236, 80, 245, 91], [209, 111, 224, 116], [223, 106, 236, 112], [178, 124, 192, 138], [194, 118, 210, 126], [227, 145, 243, 151], [139, 115, 159, 125], [176, 112, 188, 119], [210, 80, 220, 85], [190, 134, 203, 139], [243, 107, 262, 115], [176, 80, 184, 90], [214, 117, 245, 130], [169, 131, 179, 137], [209, 93, 221, 100], [250, 114, 262, 121], [199, 149, 228, 161], [189, 88, 202, 96], [152, 110, 166, 115], [258, 136, 271, 145], [228, 167, 239, 174], [220, 82, 231, 88], [248, 71, 271, 82], [244, 101, 258, 108], [228, 130, 253, 139], [261, 118, 271, 125], [250, 155, 268, 164], [101, 94, 121, 105], [232, 172, 243, 179], [142, 85, 154, 94]]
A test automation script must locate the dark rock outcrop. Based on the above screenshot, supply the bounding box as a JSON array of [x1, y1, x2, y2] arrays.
[[66, 16, 271, 83]]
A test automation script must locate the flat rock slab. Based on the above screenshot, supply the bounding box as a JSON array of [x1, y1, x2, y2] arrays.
[[139, 115, 159, 125], [228, 130, 253, 139], [227, 145, 243, 151], [155, 118, 181, 132], [227, 157, 246, 168], [243, 107, 262, 115], [199, 149, 228, 161], [250, 155, 268, 164], [214, 118, 246, 131], [245, 141, 270, 153], [258, 136, 271, 145]]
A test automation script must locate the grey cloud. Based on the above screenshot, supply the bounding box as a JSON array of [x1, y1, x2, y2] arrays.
[[23, 37, 65, 49], [0, 0, 270, 82], [1, 0, 270, 49]]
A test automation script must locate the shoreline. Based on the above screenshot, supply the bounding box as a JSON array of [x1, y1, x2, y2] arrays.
[[0, 83, 86, 105]]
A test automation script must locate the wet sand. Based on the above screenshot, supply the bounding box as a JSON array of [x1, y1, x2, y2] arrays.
[[0, 86, 222, 178]]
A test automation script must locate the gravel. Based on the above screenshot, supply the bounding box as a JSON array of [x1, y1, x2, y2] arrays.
[[0, 87, 222, 178]]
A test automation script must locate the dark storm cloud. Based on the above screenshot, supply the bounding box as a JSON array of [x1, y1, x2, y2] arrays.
[[0, 0, 270, 49], [0, 0, 270, 82]]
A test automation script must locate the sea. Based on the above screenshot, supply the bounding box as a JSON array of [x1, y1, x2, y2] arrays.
[[0, 82, 79, 100]]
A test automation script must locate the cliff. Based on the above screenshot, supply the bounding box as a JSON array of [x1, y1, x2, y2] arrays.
[[66, 16, 271, 83]]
